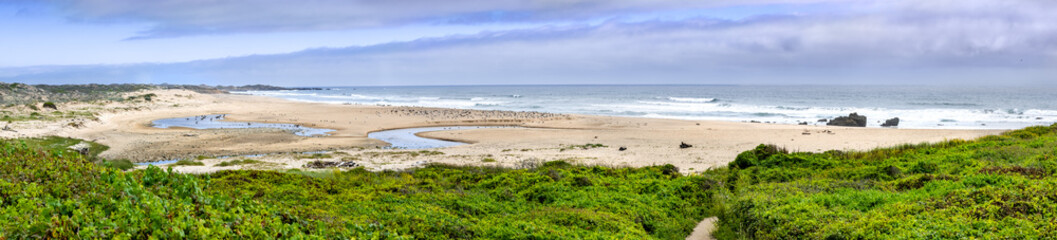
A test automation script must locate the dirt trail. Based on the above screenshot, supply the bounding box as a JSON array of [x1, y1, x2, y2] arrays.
[[686, 217, 718, 240]]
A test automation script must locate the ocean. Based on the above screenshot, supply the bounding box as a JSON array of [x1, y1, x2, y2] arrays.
[[234, 85, 1057, 130]]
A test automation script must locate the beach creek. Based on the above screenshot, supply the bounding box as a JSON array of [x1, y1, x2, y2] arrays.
[[151, 114, 335, 137], [367, 126, 519, 149], [140, 114, 515, 165]]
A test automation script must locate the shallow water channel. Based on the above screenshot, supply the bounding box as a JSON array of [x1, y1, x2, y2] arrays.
[[139, 115, 515, 165], [151, 114, 335, 137], [367, 126, 518, 149]]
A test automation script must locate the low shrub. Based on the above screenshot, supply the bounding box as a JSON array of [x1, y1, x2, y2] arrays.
[[0, 139, 710, 239], [709, 124, 1057, 239], [170, 159, 204, 166]]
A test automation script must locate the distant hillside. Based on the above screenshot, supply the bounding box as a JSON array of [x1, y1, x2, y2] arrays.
[[0, 82, 315, 104]]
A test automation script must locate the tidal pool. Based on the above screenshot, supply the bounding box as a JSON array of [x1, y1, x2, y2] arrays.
[[151, 114, 334, 137], [367, 126, 518, 149]]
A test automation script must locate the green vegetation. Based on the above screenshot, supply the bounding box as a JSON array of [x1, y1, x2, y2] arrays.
[[560, 143, 607, 152], [1, 109, 99, 122], [0, 137, 134, 172], [171, 159, 205, 166], [42, 102, 57, 110], [13, 136, 109, 159], [99, 159, 136, 170], [216, 158, 264, 167], [0, 138, 710, 239], [7, 122, 1057, 238], [360, 150, 445, 158], [297, 153, 333, 159], [0, 82, 309, 105], [705, 124, 1057, 239], [482, 158, 497, 162], [126, 93, 159, 102]]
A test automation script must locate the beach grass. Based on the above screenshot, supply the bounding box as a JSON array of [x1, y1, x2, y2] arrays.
[[215, 158, 264, 167], [296, 153, 333, 159], [170, 159, 205, 166], [359, 150, 444, 158], [560, 143, 607, 151], [8, 136, 109, 159]]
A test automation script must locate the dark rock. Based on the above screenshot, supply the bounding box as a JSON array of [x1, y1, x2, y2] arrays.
[[887, 165, 903, 177], [798, 121, 808, 125], [817, 119, 828, 123], [881, 117, 900, 127], [618, 147, 627, 151], [826, 113, 867, 127], [67, 142, 91, 156], [679, 142, 693, 149]]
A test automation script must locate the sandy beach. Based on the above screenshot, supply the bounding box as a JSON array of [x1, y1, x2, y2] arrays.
[[2, 89, 1005, 174]]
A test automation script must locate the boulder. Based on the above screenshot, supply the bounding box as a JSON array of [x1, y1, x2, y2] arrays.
[[618, 147, 627, 151], [679, 142, 693, 149], [881, 117, 900, 127], [826, 113, 867, 127], [68, 142, 92, 156]]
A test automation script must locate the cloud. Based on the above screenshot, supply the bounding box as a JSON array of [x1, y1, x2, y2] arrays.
[[44, 0, 846, 39], [5, 0, 1056, 86]]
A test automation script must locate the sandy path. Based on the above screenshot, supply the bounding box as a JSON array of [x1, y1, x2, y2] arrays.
[[686, 217, 718, 240]]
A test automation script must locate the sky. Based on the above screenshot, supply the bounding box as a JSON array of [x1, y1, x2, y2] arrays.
[[0, 0, 1054, 86]]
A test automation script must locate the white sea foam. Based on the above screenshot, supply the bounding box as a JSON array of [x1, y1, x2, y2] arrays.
[[592, 101, 1057, 129], [667, 97, 717, 103]]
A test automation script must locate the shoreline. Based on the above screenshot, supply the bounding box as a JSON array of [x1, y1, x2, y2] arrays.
[[233, 85, 1057, 130], [3, 89, 1008, 174]]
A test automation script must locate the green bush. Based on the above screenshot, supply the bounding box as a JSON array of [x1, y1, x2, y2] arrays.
[[42, 102, 57, 110], [170, 159, 204, 166], [708, 123, 1057, 239], [0, 139, 711, 239], [216, 158, 262, 167], [98, 159, 135, 170]]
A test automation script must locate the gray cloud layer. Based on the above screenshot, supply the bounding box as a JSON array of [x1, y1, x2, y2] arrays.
[[47, 0, 842, 39], [5, 0, 1055, 86]]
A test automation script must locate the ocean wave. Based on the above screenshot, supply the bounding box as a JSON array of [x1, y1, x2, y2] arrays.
[[592, 101, 1057, 129], [236, 91, 319, 97], [908, 102, 980, 107], [241, 89, 1057, 130], [310, 94, 383, 100], [667, 97, 718, 103]]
